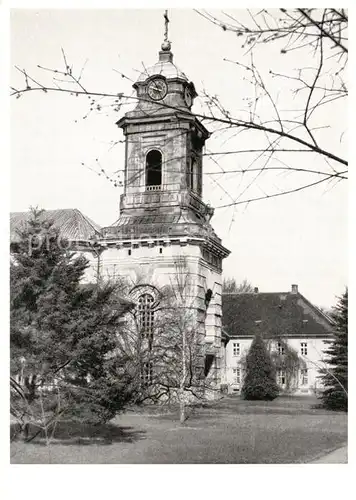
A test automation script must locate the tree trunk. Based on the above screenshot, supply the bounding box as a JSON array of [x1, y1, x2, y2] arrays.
[[180, 326, 186, 424], [179, 397, 185, 424], [20, 422, 30, 440]]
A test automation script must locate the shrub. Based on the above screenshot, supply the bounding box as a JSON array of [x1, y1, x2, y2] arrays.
[[241, 334, 279, 401], [10, 208, 136, 440], [319, 288, 348, 411]]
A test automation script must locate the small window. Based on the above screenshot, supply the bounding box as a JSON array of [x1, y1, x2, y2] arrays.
[[277, 369, 286, 386], [159, 247, 163, 254], [301, 342, 308, 356], [232, 368, 241, 384], [233, 342, 240, 357], [301, 369, 308, 386], [277, 342, 285, 355]]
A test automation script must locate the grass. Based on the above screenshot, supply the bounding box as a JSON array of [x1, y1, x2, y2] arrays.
[[10, 395, 347, 464]]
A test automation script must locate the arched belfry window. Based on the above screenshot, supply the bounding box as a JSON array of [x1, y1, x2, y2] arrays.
[[190, 158, 196, 191], [187, 156, 202, 196], [138, 293, 155, 347], [146, 150, 162, 190]]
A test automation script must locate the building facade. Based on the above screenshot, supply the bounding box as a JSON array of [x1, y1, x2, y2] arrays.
[[222, 285, 334, 395], [10, 26, 335, 397], [11, 36, 230, 392], [97, 38, 230, 387]]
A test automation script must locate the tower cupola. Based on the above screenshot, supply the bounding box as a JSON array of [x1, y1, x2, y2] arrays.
[[132, 10, 197, 112]]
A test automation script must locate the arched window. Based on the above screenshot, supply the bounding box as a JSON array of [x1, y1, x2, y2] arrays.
[[187, 156, 202, 196], [138, 293, 155, 346], [146, 150, 162, 190], [190, 157, 196, 191]]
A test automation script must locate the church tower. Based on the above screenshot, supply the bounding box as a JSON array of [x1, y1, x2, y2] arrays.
[[100, 13, 230, 390]]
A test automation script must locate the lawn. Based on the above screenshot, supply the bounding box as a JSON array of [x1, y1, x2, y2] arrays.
[[10, 395, 347, 464]]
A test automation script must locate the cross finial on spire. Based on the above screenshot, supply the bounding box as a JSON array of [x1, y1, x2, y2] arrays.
[[161, 10, 171, 51], [164, 10, 169, 42]]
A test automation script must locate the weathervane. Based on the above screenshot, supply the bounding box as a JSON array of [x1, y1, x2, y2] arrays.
[[162, 9, 171, 51]]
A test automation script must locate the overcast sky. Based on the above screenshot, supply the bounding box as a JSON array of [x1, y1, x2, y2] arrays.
[[10, 8, 347, 308]]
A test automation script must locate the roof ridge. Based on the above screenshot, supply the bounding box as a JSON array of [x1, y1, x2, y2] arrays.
[[42, 208, 75, 213], [79, 211, 102, 233], [297, 292, 335, 327], [70, 209, 101, 236]]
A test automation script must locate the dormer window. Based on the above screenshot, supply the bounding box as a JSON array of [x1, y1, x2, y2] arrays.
[[146, 150, 162, 190]]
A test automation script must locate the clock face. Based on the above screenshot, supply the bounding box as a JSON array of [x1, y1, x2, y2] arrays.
[[184, 87, 192, 107], [147, 79, 168, 101]]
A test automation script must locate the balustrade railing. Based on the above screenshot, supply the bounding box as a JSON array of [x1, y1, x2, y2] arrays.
[[146, 185, 162, 192]]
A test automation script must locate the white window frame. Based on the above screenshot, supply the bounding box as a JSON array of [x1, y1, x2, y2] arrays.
[[232, 342, 240, 357], [277, 342, 285, 355], [277, 369, 286, 386], [232, 368, 241, 384], [301, 368, 308, 386], [300, 342, 308, 356]]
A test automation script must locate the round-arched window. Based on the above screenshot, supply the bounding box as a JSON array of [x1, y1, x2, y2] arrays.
[[146, 150, 162, 188], [137, 293, 155, 342]]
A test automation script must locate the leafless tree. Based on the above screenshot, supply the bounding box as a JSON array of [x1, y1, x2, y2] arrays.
[[318, 305, 333, 319], [267, 338, 306, 392], [11, 9, 347, 208], [195, 8, 347, 207], [302, 341, 348, 398], [117, 258, 216, 423], [223, 278, 254, 293], [11, 371, 71, 445]]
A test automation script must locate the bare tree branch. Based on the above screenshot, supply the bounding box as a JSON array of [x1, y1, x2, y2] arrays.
[[11, 9, 347, 207]]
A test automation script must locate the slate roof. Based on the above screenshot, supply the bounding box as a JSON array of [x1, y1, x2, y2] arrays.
[[136, 60, 188, 83], [222, 290, 334, 339], [10, 209, 102, 243], [102, 211, 220, 242]]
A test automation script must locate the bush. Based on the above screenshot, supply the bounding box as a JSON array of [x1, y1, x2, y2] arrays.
[[241, 334, 279, 401], [10, 208, 136, 439]]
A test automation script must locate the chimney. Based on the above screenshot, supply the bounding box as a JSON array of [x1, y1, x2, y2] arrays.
[[254, 287, 259, 293], [291, 284, 298, 294]]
